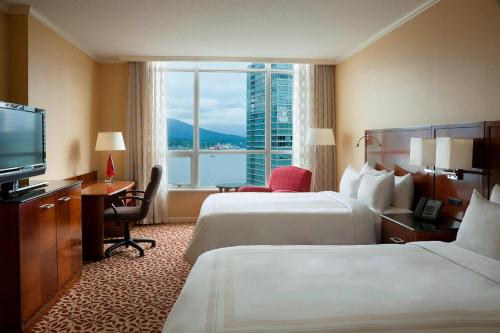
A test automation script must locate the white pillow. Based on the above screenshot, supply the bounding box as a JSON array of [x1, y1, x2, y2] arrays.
[[392, 173, 414, 210], [455, 190, 500, 260], [339, 165, 363, 198], [361, 162, 387, 175], [490, 184, 500, 204], [357, 171, 395, 211]]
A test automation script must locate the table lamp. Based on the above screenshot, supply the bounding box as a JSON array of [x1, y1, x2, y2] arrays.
[[306, 128, 336, 191], [95, 132, 126, 183]]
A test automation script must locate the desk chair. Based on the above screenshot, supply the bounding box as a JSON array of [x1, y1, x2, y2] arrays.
[[103, 165, 162, 258]]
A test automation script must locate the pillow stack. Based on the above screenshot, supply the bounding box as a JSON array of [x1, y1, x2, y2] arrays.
[[339, 163, 414, 211]]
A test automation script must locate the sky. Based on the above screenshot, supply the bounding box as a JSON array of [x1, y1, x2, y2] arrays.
[[165, 62, 293, 137], [166, 67, 249, 136]]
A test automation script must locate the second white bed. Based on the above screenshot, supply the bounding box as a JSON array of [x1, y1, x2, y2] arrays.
[[184, 191, 377, 263]]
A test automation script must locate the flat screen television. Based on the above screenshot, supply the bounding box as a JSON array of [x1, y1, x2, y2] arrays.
[[0, 102, 46, 187]]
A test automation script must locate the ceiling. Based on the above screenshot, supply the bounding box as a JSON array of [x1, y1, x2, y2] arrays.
[[2, 0, 434, 62]]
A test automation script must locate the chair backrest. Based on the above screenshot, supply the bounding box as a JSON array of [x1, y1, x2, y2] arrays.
[[268, 166, 312, 192], [138, 165, 163, 219]]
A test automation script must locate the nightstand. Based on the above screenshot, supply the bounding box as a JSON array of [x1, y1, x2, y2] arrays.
[[381, 213, 461, 244]]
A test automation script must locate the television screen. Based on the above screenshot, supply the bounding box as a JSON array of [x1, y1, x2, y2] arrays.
[[0, 106, 45, 171]]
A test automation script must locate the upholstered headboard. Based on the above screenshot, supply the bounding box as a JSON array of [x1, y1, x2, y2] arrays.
[[365, 121, 499, 221]]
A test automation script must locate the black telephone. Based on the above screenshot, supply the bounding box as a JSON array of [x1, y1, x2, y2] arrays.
[[414, 197, 443, 221]]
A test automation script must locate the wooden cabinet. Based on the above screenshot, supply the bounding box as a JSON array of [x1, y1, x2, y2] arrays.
[[381, 213, 460, 244], [0, 181, 82, 332], [19, 194, 59, 324], [56, 187, 82, 290]]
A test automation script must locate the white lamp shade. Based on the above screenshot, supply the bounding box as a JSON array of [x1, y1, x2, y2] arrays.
[[306, 128, 336, 146], [95, 132, 126, 151], [435, 137, 473, 170], [409, 138, 436, 166]]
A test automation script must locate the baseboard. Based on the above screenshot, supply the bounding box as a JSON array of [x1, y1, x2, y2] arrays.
[[167, 217, 198, 223]]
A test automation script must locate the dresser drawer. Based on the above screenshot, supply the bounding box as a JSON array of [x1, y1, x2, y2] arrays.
[[381, 218, 415, 244]]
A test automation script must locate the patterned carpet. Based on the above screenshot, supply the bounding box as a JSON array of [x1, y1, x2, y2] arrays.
[[31, 223, 195, 333]]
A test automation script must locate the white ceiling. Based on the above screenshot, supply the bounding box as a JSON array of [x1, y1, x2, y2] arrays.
[[2, 0, 434, 63]]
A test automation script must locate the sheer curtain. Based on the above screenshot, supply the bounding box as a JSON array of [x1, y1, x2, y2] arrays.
[[292, 64, 336, 191], [125, 62, 168, 224], [292, 64, 314, 170]]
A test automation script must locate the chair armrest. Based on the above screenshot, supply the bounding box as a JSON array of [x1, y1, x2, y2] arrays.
[[237, 186, 272, 192], [119, 195, 148, 202], [273, 190, 298, 193], [118, 195, 149, 207], [125, 190, 145, 194]]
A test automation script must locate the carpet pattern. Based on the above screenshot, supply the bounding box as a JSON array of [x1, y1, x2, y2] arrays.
[[31, 223, 195, 333]]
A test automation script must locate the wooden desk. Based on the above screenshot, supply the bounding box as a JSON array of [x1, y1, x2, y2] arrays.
[[81, 181, 135, 261]]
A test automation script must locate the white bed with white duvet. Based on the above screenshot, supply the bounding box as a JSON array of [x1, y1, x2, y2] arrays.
[[166, 242, 500, 333], [184, 163, 413, 263], [165, 186, 500, 333], [184, 191, 379, 263]]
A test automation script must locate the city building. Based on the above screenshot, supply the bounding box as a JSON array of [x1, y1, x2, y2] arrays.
[[246, 64, 293, 185]]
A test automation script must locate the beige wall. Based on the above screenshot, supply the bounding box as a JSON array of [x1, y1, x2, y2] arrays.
[[167, 190, 218, 220], [7, 14, 29, 104], [335, 0, 500, 183], [96, 63, 128, 180], [27, 17, 99, 180]]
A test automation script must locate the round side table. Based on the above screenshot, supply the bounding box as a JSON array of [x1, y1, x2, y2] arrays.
[[215, 183, 246, 193]]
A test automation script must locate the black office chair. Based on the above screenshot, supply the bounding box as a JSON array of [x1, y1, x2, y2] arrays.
[[103, 165, 162, 258]]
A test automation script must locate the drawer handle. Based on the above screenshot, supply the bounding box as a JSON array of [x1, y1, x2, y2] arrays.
[[58, 196, 71, 202], [40, 204, 55, 209], [389, 236, 405, 244]]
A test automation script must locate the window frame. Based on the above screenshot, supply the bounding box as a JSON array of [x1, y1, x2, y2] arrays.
[[164, 63, 293, 188]]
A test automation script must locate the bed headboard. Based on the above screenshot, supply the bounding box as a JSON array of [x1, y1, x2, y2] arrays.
[[365, 120, 499, 221]]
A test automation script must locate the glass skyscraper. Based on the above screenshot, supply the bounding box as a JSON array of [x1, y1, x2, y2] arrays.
[[246, 64, 293, 185]]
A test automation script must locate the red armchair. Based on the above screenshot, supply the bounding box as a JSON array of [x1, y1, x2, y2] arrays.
[[238, 166, 312, 193]]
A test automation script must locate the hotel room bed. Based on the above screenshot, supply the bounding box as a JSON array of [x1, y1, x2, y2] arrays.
[[165, 241, 500, 333], [184, 191, 382, 264]]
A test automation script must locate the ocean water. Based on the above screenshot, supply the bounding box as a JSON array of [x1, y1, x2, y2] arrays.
[[168, 154, 248, 187]]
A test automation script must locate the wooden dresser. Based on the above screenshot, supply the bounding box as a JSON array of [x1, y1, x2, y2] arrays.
[[0, 180, 82, 332]]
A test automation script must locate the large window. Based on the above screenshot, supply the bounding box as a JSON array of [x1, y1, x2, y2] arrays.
[[166, 62, 293, 188]]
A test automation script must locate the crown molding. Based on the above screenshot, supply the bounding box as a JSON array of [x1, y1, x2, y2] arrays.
[[5, 4, 30, 15], [2, 4, 97, 60], [114, 55, 337, 65], [337, 0, 440, 63], [2, 0, 438, 65], [28, 7, 98, 61]]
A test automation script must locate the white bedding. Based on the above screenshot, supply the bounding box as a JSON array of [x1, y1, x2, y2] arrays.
[[165, 242, 500, 333], [184, 191, 376, 263]]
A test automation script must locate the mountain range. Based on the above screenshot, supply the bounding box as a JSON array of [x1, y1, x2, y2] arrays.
[[168, 118, 245, 142]]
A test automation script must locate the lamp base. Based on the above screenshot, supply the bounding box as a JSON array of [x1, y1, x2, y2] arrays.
[[105, 152, 116, 183], [104, 177, 114, 184]]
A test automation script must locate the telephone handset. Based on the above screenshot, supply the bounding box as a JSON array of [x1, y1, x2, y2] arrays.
[[414, 197, 443, 221]]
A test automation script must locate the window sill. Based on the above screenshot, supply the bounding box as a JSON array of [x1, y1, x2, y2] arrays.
[[168, 187, 220, 192]]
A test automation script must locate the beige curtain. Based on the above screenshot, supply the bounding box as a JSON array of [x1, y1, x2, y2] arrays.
[[311, 65, 336, 191], [125, 62, 168, 224], [293, 64, 336, 191]]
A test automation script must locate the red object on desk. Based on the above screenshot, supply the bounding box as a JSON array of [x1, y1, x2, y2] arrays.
[[106, 153, 116, 178]]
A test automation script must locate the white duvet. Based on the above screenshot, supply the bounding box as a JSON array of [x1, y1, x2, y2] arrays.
[[184, 191, 376, 263], [165, 242, 500, 333]]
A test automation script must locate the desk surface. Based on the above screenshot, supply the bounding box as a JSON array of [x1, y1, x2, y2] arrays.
[[81, 181, 135, 197]]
